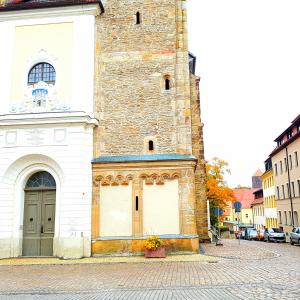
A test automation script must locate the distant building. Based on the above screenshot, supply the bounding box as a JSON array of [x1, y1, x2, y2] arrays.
[[252, 169, 263, 189], [252, 189, 265, 230], [270, 114, 300, 235], [233, 188, 255, 225]]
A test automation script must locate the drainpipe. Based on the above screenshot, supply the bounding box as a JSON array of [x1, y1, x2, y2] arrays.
[[285, 147, 295, 228]]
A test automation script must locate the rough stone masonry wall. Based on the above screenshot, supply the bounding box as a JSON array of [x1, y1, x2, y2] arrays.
[[190, 74, 209, 240], [93, 0, 192, 156]]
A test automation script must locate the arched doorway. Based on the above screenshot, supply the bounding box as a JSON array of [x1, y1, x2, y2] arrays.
[[22, 171, 56, 256]]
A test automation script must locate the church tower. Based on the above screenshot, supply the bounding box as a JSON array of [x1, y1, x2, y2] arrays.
[[92, 0, 208, 254]]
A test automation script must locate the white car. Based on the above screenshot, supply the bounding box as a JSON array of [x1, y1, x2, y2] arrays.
[[290, 227, 300, 245], [264, 228, 286, 243]]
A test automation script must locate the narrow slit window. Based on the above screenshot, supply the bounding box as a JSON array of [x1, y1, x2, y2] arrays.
[[149, 140, 154, 151], [135, 196, 139, 211], [165, 78, 170, 90], [136, 12, 141, 24]]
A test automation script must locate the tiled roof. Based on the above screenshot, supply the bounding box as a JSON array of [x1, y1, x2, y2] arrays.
[[0, 0, 104, 12], [253, 169, 263, 177], [92, 154, 197, 164], [251, 197, 264, 206], [274, 114, 300, 142], [233, 188, 256, 209]]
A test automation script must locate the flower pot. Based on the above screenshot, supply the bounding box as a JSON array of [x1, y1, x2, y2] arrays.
[[145, 247, 166, 258]]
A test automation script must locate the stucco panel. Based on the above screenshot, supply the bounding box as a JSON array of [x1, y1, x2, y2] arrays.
[[143, 179, 180, 235], [99, 183, 133, 237]]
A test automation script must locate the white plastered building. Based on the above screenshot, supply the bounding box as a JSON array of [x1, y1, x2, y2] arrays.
[[0, 2, 102, 258]]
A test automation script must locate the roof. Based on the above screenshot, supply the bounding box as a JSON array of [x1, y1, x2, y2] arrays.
[[0, 0, 104, 13], [92, 154, 197, 164], [274, 114, 300, 142], [253, 169, 263, 177], [233, 188, 256, 209], [251, 197, 264, 206], [270, 131, 300, 157]]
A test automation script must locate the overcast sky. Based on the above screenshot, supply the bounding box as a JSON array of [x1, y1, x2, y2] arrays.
[[187, 0, 299, 187]]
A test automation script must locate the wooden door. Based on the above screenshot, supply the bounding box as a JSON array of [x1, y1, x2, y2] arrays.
[[23, 190, 55, 256]]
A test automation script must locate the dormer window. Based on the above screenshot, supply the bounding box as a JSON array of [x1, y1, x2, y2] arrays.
[[28, 62, 56, 85]]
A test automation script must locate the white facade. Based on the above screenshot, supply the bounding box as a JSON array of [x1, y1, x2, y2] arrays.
[[0, 5, 100, 258]]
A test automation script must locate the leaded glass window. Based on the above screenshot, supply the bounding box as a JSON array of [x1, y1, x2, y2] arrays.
[[28, 63, 56, 85], [26, 171, 56, 189]]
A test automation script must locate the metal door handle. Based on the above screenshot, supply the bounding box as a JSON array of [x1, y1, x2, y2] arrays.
[[41, 225, 44, 234]]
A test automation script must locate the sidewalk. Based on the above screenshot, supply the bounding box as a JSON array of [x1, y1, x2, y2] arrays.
[[202, 239, 280, 260], [0, 253, 217, 266]]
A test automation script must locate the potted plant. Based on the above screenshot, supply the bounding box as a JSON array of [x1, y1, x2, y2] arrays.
[[144, 236, 166, 258]]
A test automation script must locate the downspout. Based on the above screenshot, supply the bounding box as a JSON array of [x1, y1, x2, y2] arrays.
[[285, 147, 295, 228]]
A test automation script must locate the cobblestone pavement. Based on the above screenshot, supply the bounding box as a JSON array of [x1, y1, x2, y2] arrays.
[[0, 240, 299, 300]]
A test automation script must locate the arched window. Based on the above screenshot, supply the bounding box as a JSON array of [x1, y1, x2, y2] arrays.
[[26, 171, 56, 189], [28, 62, 56, 85]]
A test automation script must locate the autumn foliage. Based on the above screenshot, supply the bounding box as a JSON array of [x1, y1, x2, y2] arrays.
[[206, 157, 236, 224]]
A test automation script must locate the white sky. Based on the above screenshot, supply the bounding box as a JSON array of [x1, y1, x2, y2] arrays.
[[187, 0, 300, 187]]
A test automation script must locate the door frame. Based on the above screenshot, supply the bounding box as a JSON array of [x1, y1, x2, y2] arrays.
[[13, 163, 61, 257]]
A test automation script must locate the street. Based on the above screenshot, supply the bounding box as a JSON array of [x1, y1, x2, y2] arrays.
[[0, 240, 299, 300]]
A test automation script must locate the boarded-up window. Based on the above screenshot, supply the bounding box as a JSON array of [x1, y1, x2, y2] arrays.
[[143, 179, 180, 235], [100, 183, 132, 237]]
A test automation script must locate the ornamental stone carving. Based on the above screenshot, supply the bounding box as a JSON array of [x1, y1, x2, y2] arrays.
[[94, 174, 134, 186], [9, 81, 70, 114], [140, 172, 180, 185]]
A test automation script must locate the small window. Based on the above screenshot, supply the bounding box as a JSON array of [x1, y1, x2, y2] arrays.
[[295, 151, 298, 167], [292, 182, 295, 197], [289, 155, 293, 169], [276, 186, 280, 200], [28, 62, 56, 85], [165, 78, 170, 90], [149, 140, 154, 151], [136, 12, 141, 24], [135, 196, 139, 211], [284, 158, 288, 172]]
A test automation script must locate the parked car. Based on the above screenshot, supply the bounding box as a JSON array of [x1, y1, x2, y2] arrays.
[[264, 227, 286, 243], [244, 227, 256, 240], [257, 229, 265, 241], [290, 227, 300, 245], [246, 228, 258, 241]]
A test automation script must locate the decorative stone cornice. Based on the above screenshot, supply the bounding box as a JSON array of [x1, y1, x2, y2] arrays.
[[0, 111, 99, 127], [0, 3, 101, 21], [94, 174, 134, 187], [140, 172, 180, 185]]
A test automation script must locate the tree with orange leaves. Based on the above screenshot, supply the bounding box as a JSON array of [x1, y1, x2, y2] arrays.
[[206, 157, 236, 225]]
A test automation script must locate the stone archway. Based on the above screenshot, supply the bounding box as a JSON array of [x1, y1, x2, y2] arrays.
[[22, 171, 56, 256]]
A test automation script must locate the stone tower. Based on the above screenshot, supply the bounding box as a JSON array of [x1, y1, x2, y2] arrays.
[[92, 0, 208, 254]]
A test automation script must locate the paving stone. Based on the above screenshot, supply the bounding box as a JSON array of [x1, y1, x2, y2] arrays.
[[0, 240, 299, 299]]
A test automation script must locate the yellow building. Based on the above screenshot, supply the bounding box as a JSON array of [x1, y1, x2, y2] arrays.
[[262, 158, 278, 228]]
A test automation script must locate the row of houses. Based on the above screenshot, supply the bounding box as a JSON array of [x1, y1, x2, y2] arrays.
[[224, 114, 300, 238]]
